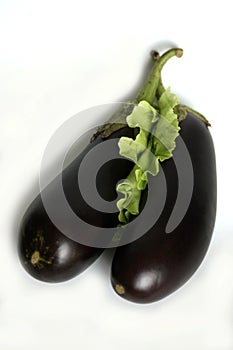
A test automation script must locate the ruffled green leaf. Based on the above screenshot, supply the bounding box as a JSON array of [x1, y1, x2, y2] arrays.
[[135, 168, 148, 190], [116, 166, 142, 223], [117, 88, 180, 223], [127, 100, 158, 129]]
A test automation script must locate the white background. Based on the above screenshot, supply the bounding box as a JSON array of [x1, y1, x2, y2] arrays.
[[0, 1, 233, 349]]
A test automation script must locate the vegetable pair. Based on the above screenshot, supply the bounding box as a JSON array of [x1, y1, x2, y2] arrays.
[[18, 47, 216, 303]]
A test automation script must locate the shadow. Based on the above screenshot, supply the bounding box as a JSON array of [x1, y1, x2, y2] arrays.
[[150, 40, 180, 54], [10, 177, 40, 256], [115, 49, 155, 103], [96, 247, 116, 277], [114, 40, 180, 104]]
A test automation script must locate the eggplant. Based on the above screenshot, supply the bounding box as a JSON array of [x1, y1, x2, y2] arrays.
[[18, 50, 165, 282], [19, 46, 215, 294], [111, 106, 217, 301], [18, 124, 136, 282], [18, 196, 103, 283]]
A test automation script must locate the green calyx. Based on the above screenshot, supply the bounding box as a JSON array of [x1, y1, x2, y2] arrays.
[[116, 48, 182, 224]]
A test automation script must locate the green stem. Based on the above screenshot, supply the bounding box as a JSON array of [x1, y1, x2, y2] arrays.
[[136, 48, 183, 105], [156, 79, 166, 99]]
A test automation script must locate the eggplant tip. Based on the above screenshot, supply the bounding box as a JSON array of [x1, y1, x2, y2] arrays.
[[176, 48, 183, 58], [115, 284, 125, 295], [31, 251, 40, 265]]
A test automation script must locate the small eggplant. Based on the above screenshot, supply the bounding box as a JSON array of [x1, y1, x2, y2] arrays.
[[18, 126, 135, 282], [19, 196, 103, 283], [111, 55, 216, 303], [18, 50, 167, 282]]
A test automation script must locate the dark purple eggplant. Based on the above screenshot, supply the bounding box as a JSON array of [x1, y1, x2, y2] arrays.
[[18, 50, 168, 283], [18, 196, 103, 283], [18, 125, 136, 282], [111, 70, 216, 303]]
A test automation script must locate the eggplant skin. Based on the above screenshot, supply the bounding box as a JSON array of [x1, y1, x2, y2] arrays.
[[18, 196, 104, 283], [18, 126, 134, 282], [111, 114, 217, 303]]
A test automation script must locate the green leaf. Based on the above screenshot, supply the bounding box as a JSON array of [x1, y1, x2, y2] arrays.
[[158, 87, 179, 115], [135, 168, 148, 190], [117, 88, 180, 223], [116, 166, 143, 224], [127, 100, 158, 130]]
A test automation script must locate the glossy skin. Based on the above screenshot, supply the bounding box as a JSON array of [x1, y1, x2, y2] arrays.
[[18, 197, 103, 283], [111, 114, 217, 303], [18, 126, 134, 282]]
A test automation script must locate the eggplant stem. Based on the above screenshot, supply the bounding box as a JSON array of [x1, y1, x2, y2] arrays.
[[151, 50, 160, 61], [136, 48, 183, 105], [153, 52, 211, 127]]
